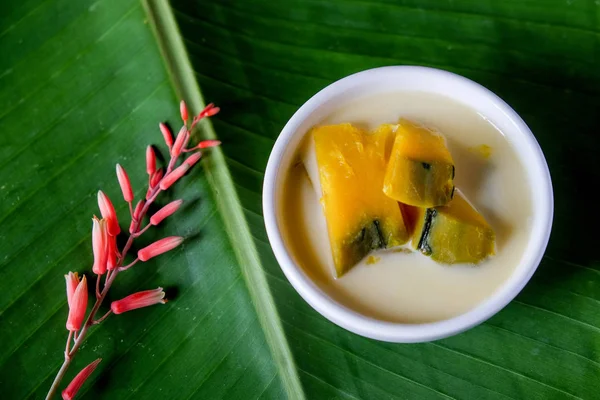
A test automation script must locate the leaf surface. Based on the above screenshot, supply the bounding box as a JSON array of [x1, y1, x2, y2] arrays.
[[1, 0, 599, 398]]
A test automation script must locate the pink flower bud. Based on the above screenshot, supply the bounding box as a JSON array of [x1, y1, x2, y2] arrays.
[[97, 191, 120, 236], [159, 163, 190, 191], [159, 122, 173, 148], [138, 236, 183, 262], [184, 152, 202, 168], [92, 217, 108, 275], [111, 288, 166, 315], [129, 200, 145, 234], [106, 233, 118, 271], [150, 168, 164, 188], [206, 107, 220, 117], [61, 358, 101, 400], [133, 200, 145, 220], [66, 275, 87, 331], [180, 100, 189, 123], [171, 126, 188, 158], [65, 272, 80, 307], [182, 128, 191, 150], [146, 146, 156, 176], [150, 200, 183, 226], [116, 164, 134, 203], [191, 140, 221, 150], [199, 103, 220, 118]]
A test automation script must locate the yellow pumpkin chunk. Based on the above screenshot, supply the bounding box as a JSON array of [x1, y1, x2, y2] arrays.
[[383, 119, 455, 207], [313, 123, 409, 276], [411, 190, 495, 264]]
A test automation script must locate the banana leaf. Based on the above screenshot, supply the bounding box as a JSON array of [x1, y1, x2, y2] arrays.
[[0, 0, 598, 398]]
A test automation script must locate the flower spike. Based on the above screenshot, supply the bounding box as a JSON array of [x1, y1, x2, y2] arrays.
[[61, 359, 101, 400], [159, 122, 173, 149], [66, 275, 87, 331], [150, 200, 183, 226], [111, 288, 166, 315], [92, 217, 108, 275], [116, 164, 134, 203], [45, 101, 222, 400], [97, 191, 120, 236], [138, 237, 184, 262]]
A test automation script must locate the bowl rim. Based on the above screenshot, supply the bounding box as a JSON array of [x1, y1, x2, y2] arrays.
[[262, 65, 554, 343]]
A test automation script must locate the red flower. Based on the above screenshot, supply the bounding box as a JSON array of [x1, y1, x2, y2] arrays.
[[188, 139, 221, 151], [171, 126, 188, 158], [150, 168, 164, 189], [61, 359, 101, 400], [146, 146, 156, 176], [129, 200, 145, 234], [116, 164, 134, 203], [184, 153, 202, 168], [150, 200, 183, 226], [159, 122, 173, 149], [137, 236, 183, 262], [133, 200, 145, 220], [159, 163, 190, 191], [97, 191, 120, 236], [111, 288, 166, 314], [91, 217, 108, 275], [106, 233, 118, 271], [180, 100, 189, 123], [66, 275, 87, 331], [198, 103, 220, 118], [64, 272, 80, 307]]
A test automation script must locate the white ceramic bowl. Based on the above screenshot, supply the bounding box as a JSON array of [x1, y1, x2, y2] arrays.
[[262, 66, 553, 343]]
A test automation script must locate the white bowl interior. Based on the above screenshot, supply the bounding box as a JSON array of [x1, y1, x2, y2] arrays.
[[263, 66, 553, 342]]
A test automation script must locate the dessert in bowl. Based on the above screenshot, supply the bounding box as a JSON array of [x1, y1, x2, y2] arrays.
[[263, 66, 553, 343]]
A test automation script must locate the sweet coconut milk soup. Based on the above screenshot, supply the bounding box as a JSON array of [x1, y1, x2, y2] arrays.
[[279, 91, 532, 323]]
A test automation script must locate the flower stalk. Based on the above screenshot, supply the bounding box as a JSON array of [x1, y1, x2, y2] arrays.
[[44, 101, 220, 400]]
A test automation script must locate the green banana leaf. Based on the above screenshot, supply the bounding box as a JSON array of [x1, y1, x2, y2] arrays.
[[1, 0, 598, 398]]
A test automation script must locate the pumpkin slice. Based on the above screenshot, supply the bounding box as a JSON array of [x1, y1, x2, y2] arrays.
[[411, 190, 495, 264], [310, 123, 409, 277], [383, 119, 455, 207]]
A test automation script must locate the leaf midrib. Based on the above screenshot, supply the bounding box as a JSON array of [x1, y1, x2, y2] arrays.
[[142, 1, 305, 399]]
